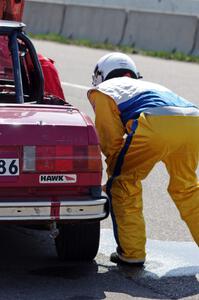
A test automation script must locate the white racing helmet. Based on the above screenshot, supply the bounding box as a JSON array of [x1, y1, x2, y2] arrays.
[[92, 52, 142, 86]]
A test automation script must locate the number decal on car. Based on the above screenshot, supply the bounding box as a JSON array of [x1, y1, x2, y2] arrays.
[[0, 159, 19, 176]]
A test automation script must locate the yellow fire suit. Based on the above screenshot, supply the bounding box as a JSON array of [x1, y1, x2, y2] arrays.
[[88, 77, 199, 262]]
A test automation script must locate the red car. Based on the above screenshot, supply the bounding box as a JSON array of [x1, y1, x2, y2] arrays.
[[0, 20, 109, 261]]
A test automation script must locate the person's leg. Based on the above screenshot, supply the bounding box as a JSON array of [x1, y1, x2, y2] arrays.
[[110, 177, 146, 262], [162, 116, 199, 244], [163, 151, 199, 244], [109, 114, 161, 262]]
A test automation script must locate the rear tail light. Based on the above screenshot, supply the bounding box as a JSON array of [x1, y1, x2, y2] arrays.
[[23, 146, 36, 171], [23, 145, 102, 173]]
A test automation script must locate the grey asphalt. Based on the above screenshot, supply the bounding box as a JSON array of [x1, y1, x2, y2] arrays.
[[1, 40, 198, 300]]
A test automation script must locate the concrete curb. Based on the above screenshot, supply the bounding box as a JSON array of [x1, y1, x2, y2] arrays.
[[23, 1, 199, 55], [61, 5, 126, 45], [122, 11, 198, 54], [23, 1, 65, 34], [192, 20, 199, 55]]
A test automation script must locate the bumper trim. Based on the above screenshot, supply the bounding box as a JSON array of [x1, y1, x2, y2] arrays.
[[0, 197, 109, 221]]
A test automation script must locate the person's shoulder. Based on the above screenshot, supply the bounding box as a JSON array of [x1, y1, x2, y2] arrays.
[[87, 87, 104, 101], [138, 79, 170, 92]]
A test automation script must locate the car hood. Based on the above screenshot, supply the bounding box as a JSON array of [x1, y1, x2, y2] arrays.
[[0, 105, 91, 145]]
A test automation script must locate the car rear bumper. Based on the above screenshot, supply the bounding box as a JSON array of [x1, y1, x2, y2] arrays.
[[0, 194, 109, 221]]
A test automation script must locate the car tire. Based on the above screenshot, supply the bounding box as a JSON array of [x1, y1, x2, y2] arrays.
[[55, 222, 100, 261]]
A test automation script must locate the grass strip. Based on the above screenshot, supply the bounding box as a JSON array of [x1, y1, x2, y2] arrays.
[[30, 33, 199, 63]]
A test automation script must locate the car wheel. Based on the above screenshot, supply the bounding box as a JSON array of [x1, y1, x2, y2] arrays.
[[55, 222, 100, 261]]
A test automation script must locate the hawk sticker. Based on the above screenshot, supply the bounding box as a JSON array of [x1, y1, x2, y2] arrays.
[[39, 174, 77, 184]]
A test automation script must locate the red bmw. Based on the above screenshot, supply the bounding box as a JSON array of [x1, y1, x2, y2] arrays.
[[0, 20, 109, 261]]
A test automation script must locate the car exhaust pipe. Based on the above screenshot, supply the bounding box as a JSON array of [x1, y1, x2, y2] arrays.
[[49, 221, 59, 239]]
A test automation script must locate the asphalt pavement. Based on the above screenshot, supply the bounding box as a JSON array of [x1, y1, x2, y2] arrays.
[[2, 40, 197, 300]]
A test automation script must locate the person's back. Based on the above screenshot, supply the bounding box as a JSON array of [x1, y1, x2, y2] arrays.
[[94, 76, 198, 123], [2, 0, 24, 21]]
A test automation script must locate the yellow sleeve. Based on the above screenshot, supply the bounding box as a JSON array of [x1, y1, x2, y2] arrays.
[[88, 90, 125, 175]]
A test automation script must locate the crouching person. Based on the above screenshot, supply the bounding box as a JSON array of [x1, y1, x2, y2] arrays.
[[87, 52, 199, 266]]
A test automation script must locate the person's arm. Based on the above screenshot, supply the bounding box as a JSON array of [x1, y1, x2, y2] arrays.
[[88, 90, 125, 176]]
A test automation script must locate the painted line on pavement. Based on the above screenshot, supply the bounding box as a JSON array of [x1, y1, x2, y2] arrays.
[[61, 81, 90, 90]]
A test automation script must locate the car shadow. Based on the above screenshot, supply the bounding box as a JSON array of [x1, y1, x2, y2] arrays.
[[0, 224, 198, 300]]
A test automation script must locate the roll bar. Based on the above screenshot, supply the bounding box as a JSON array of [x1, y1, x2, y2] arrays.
[[0, 20, 44, 103]]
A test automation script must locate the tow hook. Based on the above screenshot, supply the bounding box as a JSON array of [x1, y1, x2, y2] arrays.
[[49, 221, 59, 239]]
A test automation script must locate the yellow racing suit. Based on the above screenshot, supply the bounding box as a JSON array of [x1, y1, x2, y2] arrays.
[[88, 77, 199, 262]]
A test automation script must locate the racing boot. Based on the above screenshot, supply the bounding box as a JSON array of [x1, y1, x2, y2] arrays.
[[110, 252, 145, 266]]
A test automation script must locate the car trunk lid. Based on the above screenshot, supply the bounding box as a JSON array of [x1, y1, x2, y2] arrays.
[[0, 104, 89, 145], [0, 105, 102, 191]]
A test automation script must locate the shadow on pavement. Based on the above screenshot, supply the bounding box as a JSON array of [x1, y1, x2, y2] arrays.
[[0, 225, 198, 300]]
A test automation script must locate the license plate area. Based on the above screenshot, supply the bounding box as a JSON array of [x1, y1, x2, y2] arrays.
[[0, 158, 19, 176]]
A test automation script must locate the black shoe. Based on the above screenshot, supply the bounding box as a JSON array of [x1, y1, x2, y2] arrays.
[[110, 252, 144, 266]]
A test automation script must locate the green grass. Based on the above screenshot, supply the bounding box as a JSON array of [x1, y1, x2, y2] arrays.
[[30, 33, 199, 63]]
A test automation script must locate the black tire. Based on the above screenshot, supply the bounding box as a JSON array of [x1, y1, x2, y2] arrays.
[[55, 222, 100, 261]]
